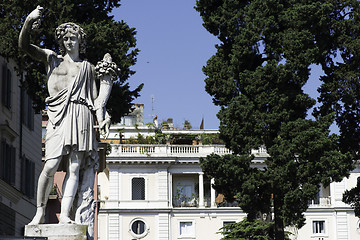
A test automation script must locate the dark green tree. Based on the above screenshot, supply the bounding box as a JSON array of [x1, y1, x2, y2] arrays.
[[308, 0, 360, 229], [221, 218, 275, 240], [0, 0, 143, 121], [314, 2, 360, 159], [196, 0, 357, 239]]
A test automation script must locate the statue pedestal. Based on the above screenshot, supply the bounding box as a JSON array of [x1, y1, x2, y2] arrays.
[[25, 224, 87, 240]]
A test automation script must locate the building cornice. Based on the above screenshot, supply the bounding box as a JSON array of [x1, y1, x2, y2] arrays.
[[98, 207, 243, 214]]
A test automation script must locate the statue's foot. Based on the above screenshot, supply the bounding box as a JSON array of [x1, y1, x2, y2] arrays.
[[59, 215, 75, 224], [28, 208, 45, 225]]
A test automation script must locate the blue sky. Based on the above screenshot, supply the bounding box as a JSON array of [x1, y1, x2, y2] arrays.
[[112, 1, 331, 132], [112, 0, 220, 129]]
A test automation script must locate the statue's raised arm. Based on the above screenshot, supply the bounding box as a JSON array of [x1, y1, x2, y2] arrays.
[[18, 6, 49, 63]]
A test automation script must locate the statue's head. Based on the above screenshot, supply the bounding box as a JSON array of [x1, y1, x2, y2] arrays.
[[55, 22, 86, 56]]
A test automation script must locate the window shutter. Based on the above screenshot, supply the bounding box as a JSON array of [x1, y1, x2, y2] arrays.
[[4, 142, 11, 183], [20, 156, 26, 193], [30, 160, 35, 198], [25, 158, 30, 197], [28, 97, 34, 130], [0, 139, 4, 179], [1, 65, 6, 105], [10, 146, 15, 186], [132, 177, 145, 200], [6, 69, 11, 109]]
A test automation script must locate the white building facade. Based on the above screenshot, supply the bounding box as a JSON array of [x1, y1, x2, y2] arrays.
[[97, 143, 245, 240], [0, 56, 42, 236], [97, 125, 360, 240], [296, 169, 360, 240]]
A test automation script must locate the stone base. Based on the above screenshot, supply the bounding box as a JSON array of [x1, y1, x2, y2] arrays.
[[25, 224, 87, 240]]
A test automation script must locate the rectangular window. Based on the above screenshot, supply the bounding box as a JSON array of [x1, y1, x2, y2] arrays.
[[180, 221, 194, 237], [313, 220, 325, 234], [1, 64, 12, 109], [222, 221, 236, 233], [132, 177, 145, 200], [223, 221, 236, 227], [21, 156, 35, 198], [0, 139, 16, 186], [174, 183, 195, 207], [21, 88, 34, 130]]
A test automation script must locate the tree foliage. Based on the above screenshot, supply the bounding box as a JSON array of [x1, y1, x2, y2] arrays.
[[0, 0, 143, 121], [220, 218, 276, 240], [196, 0, 358, 239]]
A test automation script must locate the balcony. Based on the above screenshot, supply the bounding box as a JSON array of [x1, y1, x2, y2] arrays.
[[308, 197, 331, 207], [173, 196, 199, 208], [108, 144, 232, 157]]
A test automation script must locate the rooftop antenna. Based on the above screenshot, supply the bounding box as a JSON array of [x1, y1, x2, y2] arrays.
[[150, 94, 155, 119]]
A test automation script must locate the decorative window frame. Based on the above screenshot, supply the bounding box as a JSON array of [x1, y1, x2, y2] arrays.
[[178, 219, 196, 239], [130, 175, 148, 200], [128, 217, 149, 239]]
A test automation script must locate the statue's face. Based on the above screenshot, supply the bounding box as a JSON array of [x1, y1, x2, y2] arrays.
[[62, 31, 79, 54]]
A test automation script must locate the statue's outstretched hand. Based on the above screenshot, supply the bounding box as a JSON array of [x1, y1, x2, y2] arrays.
[[27, 6, 44, 26]]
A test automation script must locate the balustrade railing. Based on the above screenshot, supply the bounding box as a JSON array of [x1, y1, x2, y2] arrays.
[[308, 197, 331, 207], [251, 146, 267, 154], [170, 146, 199, 154], [109, 144, 232, 157], [119, 145, 156, 154]]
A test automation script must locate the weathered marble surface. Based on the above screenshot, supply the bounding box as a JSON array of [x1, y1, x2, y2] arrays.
[[25, 224, 87, 240]]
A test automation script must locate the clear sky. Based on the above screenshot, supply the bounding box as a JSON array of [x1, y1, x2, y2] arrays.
[[112, 0, 220, 129]]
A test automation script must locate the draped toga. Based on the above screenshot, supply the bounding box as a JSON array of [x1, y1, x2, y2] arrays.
[[44, 60, 98, 165]]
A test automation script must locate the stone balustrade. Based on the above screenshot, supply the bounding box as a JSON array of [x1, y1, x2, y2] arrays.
[[308, 197, 332, 207], [108, 144, 233, 157]]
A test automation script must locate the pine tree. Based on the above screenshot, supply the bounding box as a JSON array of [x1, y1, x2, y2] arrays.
[[0, 0, 143, 121], [195, 0, 357, 239]]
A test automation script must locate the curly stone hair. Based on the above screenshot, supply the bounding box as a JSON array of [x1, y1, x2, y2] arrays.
[[55, 22, 86, 56]]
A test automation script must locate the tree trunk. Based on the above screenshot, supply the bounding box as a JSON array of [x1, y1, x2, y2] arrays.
[[273, 194, 285, 240]]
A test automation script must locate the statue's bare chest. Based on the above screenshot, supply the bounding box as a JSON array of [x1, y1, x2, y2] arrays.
[[47, 60, 82, 96]]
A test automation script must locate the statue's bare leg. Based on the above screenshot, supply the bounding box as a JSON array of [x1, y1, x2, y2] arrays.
[[28, 157, 62, 225], [59, 151, 84, 224]]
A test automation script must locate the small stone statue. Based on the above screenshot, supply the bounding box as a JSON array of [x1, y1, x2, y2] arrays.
[[19, 6, 116, 239]]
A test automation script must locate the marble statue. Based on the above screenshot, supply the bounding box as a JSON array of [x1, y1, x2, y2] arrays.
[[19, 5, 116, 238]]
